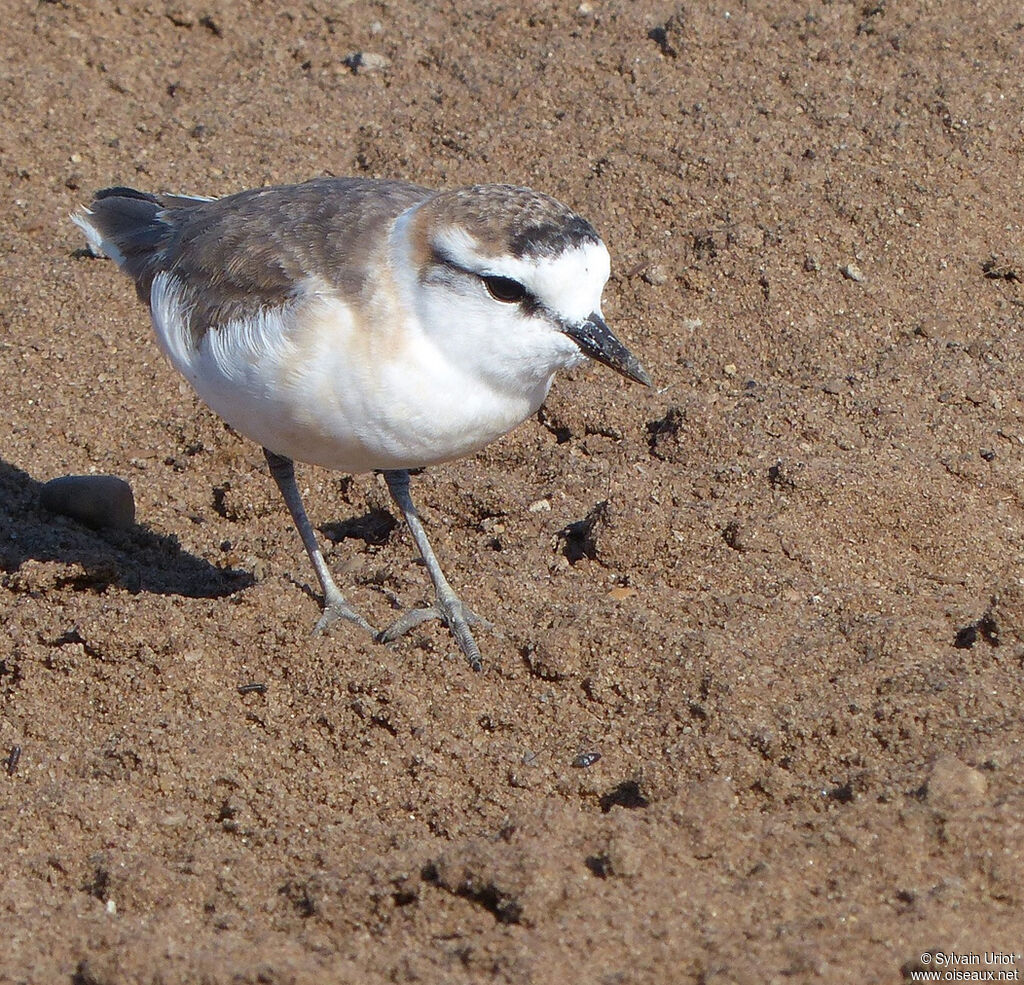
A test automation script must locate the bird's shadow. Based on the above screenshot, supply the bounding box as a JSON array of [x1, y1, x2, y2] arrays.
[[0, 457, 251, 599]]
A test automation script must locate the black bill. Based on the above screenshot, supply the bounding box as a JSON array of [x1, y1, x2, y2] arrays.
[[562, 312, 652, 387]]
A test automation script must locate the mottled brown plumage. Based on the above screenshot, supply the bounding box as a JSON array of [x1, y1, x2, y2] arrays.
[[415, 184, 600, 259], [86, 179, 431, 343]]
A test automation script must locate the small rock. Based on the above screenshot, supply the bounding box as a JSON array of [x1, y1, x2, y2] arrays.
[[835, 428, 864, 451], [344, 51, 390, 74], [40, 475, 136, 530], [641, 264, 668, 286], [606, 829, 645, 878], [924, 755, 987, 811], [606, 585, 637, 600], [165, 6, 196, 28], [731, 223, 762, 249], [840, 262, 865, 282], [964, 386, 988, 407], [722, 519, 752, 552]]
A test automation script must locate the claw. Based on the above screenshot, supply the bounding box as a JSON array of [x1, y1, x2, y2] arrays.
[[313, 587, 376, 637], [379, 597, 489, 671]]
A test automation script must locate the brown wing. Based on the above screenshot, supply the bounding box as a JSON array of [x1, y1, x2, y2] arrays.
[[84, 178, 432, 337]]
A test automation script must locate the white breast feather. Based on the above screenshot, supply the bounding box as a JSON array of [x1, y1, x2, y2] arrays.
[[148, 268, 557, 473]]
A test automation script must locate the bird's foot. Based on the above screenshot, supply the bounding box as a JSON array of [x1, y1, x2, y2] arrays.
[[313, 587, 377, 637], [379, 594, 491, 671]]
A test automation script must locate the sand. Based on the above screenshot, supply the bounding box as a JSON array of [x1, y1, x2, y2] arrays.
[[2, 2, 1022, 982]]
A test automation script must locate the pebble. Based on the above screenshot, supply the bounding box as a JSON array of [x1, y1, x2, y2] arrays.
[[344, 51, 390, 74], [165, 7, 196, 28], [840, 262, 865, 282], [641, 264, 668, 286], [607, 585, 637, 600], [924, 755, 987, 811], [40, 474, 136, 530]]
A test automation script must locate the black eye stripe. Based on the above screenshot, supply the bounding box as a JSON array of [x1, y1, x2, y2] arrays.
[[482, 275, 527, 304], [427, 248, 539, 309]]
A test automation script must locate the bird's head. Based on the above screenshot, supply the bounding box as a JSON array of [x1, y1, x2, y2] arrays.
[[397, 184, 651, 393]]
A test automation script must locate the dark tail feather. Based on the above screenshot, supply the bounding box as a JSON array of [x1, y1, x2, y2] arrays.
[[73, 186, 213, 299], [76, 187, 169, 289], [94, 185, 160, 203]]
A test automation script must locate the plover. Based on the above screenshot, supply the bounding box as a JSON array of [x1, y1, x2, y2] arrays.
[[73, 177, 650, 670]]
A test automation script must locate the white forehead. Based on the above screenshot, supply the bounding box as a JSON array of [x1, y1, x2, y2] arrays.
[[434, 226, 611, 322]]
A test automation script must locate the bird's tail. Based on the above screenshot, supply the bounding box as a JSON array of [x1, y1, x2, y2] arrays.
[[71, 187, 213, 298]]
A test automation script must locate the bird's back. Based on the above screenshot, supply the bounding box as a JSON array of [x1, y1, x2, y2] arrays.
[[75, 178, 432, 342]]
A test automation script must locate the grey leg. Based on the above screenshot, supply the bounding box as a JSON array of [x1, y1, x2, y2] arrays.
[[263, 448, 375, 636], [380, 469, 489, 671]]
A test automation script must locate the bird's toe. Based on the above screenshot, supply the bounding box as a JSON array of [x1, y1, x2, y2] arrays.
[[379, 597, 487, 671], [314, 592, 376, 636]]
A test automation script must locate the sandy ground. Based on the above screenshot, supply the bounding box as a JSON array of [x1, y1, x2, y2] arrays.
[[2, 2, 1023, 982]]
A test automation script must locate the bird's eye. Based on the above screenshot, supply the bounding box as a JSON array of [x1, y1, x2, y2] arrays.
[[482, 275, 527, 304]]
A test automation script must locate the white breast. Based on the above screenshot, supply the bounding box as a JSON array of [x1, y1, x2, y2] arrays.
[[149, 273, 548, 472]]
